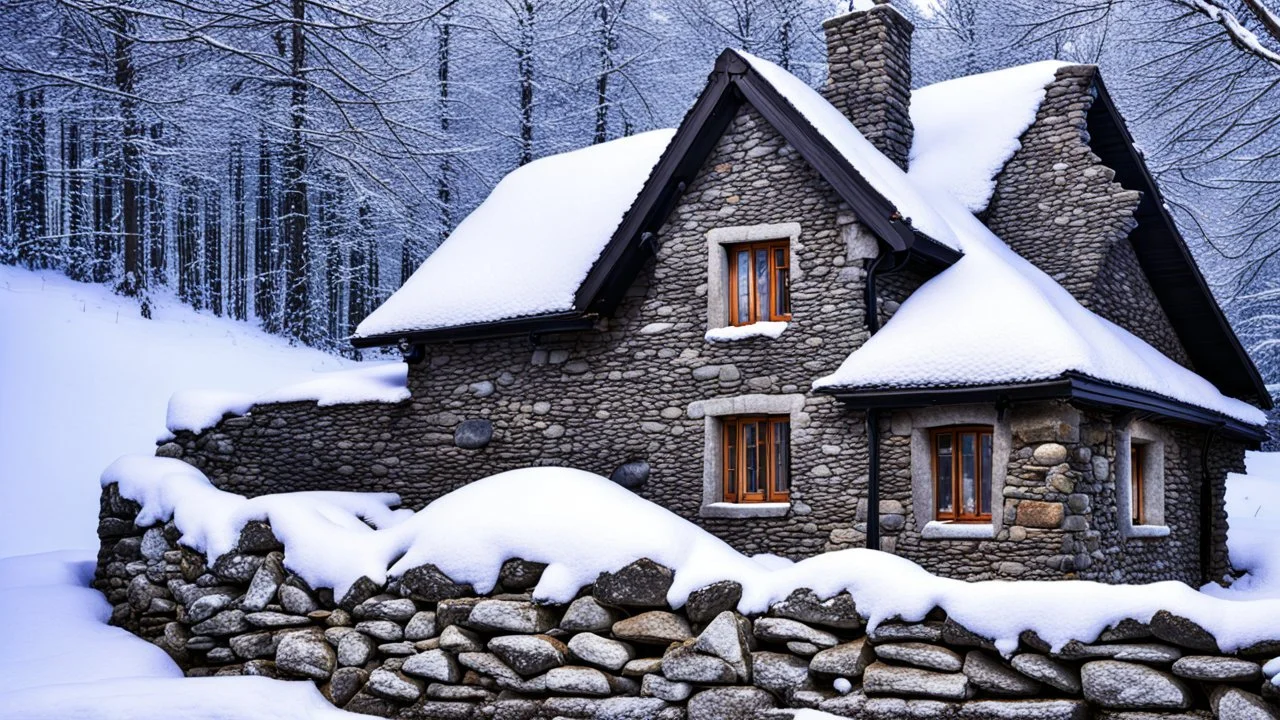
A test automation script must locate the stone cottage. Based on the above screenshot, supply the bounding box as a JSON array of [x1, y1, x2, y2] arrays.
[[165, 1, 1270, 586]]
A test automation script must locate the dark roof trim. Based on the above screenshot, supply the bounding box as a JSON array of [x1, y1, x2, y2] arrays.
[[1086, 77, 1270, 409], [350, 311, 595, 349], [819, 372, 1266, 445]]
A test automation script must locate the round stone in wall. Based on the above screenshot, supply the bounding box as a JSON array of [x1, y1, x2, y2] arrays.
[[610, 460, 650, 490], [454, 419, 493, 450]]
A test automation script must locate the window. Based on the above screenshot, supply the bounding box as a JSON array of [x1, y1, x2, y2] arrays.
[[1130, 442, 1145, 525], [722, 415, 790, 503], [931, 426, 994, 522], [727, 240, 790, 326]]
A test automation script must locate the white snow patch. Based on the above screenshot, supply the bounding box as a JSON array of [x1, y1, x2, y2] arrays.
[[107, 455, 1280, 655], [355, 130, 675, 338], [704, 321, 788, 342], [166, 363, 409, 433], [1204, 452, 1280, 599], [910, 61, 1069, 212]]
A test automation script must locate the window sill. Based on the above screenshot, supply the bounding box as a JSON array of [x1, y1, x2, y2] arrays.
[[700, 502, 790, 519], [704, 321, 788, 343], [1125, 524, 1170, 539], [922, 521, 994, 540]]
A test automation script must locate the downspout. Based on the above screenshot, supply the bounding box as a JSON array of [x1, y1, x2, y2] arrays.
[[862, 249, 903, 551], [1200, 424, 1222, 586]]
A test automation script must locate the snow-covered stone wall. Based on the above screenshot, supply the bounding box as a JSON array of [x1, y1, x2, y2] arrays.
[[94, 482, 1280, 720]]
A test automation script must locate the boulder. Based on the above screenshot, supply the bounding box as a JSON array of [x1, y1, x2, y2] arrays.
[[365, 668, 423, 703], [612, 611, 693, 644], [236, 520, 283, 554], [229, 631, 277, 660], [686, 687, 776, 720], [399, 563, 473, 602], [354, 596, 417, 623], [404, 611, 438, 641], [863, 697, 957, 719], [241, 553, 285, 612], [544, 666, 622, 696], [863, 662, 972, 700], [187, 592, 236, 624], [355, 620, 403, 642], [325, 666, 368, 707], [594, 559, 674, 608], [434, 597, 479, 628], [1210, 686, 1278, 720], [610, 461, 651, 490], [1171, 655, 1261, 682], [642, 673, 693, 702], [754, 617, 838, 648], [1011, 653, 1081, 694], [456, 652, 522, 684], [278, 583, 318, 617], [962, 650, 1042, 696], [875, 642, 963, 672], [870, 622, 945, 644], [810, 639, 876, 679], [276, 629, 337, 681], [694, 611, 753, 682], [337, 632, 377, 667], [467, 599, 557, 634], [596, 696, 670, 720], [661, 641, 737, 684], [1150, 611, 1220, 653], [623, 657, 664, 677], [489, 634, 568, 676], [751, 650, 812, 695], [453, 419, 493, 449], [957, 699, 1089, 720], [402, 649, 462, 683], [192, 609, 250, 636], [561, 596, 621, 632], [568, 632, 635, 672], [243, 611, 310, 629], [498, 558, 547, 591], [438, 625, 484, 653], [1080, 660, 1191, 710], [686, 581, 743, 625], [769, 588, 862, 630]]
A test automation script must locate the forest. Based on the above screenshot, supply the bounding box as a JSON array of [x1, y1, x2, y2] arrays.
[[1, 0, 1279, 384]]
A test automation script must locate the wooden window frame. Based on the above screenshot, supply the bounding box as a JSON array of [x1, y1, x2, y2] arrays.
[[930, 425, 994, 523], [727, 239, 791, 326], [722, 415, 790, 504], [1131, 442, 1145, 525]]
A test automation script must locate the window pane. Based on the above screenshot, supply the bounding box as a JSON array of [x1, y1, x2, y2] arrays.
[[775, 267, 790, 317], [980, 434, 993, 516], [755, 249, 770, 325], [736, 250, 751, 325], [773, 421, 790, 495], [935, 433, 953, 516], [756, 421, 770, 496], [1131, 445, 1142, 524], [744, 422, 758, 493], [725, 421, 737, 499], [961, 433, 977, 516]]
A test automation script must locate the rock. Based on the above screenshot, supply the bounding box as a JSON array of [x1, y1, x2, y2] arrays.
[[662, 641, 737, 684], [279, 584, 319, 615], [1100, 619, 1153, 642], [402, 649, 462, 683], [399, 563, 473, 602], [610, 461, 651, 490], [454, 418, 493, 449], [789, 641, 821, 657], [456, 652, 522, 684], [212, 554, 261, 583], [342, 689, 398, 717], [686, 581, 743, 624], [870, 622, 945, 644], [207, 648, 236, 664], [810, 639, 875, 679], [337, 631, 377, 667], [596, 696, 670, 720], [276, 629, 337, 681], [818, 690, 870, 718], [355, 596, 417, 623], [686, 686, 776, 720], [863, 662, 972, 700], [1058, 643, 1182, 665], [642, 673, 693, 702], [404, 611, 438, 641], [754, 617, 838, 648], [435, 598, 479, 628], [229, 631, 277, 660], [337, 576, 381, 612], [236, 520, 282, 554], [1011, 653, 1081, 693], [127, 575, 166, 612], [439, 625, 484, 653], [355, 620, 403, 642], [544, 666, 620, 696], [366, 667, 423, 703], [1210, 686, 1278, 720], [963, 650, 1042, 696], [241, 553, 285, 612], [467, 599, 557, 634], [187, 591, 236, 624], [1015, 501, 1064, 529], [497, 558, 547, 591], [958, 700, 1089, 720], [561, 596, 620, 632], [406, 700, 477, 720], [594, 559, 674, 608], [623, 657, 664, 676], [752, 650, 812, 694], [1081, 660, 1191, 710], [1032, 443, 1069, 465], [875, 642, 964, 672], [192, 609, 250, 636], [326, 667, 368, 707], [569, 632, 635, 672], [424, 684, 493, 701], [1171, 655, 1260, 682], [489, 634, 568, 676], [1150, 611, 1220, 653], [141, 527, 169, 560], [769, 588, 862, 630], [694, 611, 753, 682], [863, 697, 959, 719], [243, 611, 310, 629], [612, 611, 692, 644]]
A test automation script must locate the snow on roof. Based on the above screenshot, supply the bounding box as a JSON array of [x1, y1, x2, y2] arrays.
[[354, 130, 675, 339], [813, 170, 1267, 426], [739, 52, 960, 250], [105, 455, 1280, 654], [909, 60, 1070, 213], [166, 362, 408, 434]]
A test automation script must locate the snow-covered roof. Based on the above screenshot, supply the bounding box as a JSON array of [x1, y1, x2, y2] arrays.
[[353, 129, 675, 340], [909, 60, 1069, 213]]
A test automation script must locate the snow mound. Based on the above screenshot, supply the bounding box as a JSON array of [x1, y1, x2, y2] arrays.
[[166, 362, 409, 434], [705, 321, 788, 342], [910, 60, 1070, 213], [1205, 451, 1280, 599], [355, 129, 675, 339], [105, 455, 1280, 655]]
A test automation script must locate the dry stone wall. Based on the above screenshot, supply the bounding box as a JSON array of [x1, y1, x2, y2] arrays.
[[94, 492, 1280, 720]]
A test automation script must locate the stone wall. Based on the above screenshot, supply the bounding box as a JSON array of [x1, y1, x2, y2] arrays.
[[94, 496, 1280, 720]]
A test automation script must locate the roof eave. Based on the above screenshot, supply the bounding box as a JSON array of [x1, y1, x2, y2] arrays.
[[349, 311, 595, 349]]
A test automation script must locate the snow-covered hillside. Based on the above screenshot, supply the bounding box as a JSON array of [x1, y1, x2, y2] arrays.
[[0, 266, 359, 557]]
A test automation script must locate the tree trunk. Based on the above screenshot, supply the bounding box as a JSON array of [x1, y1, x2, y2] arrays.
[[93, 124, 113, 282], [113, 10, 144, 296], [255, 130, 278, 331], [204, 181, 223, 315], [593, 0, 613, 145], [66, 121, 89, 280], [230, 141, 248, 321], [437, 11, 453, 246], [517, 0, 535, 166], [147, 124, 166, 285], [281, 0, 311, 341]]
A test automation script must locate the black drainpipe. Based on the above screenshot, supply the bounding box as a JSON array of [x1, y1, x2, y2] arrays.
[[1200, 424, 1223, 586], [862, 249, 905, 551]]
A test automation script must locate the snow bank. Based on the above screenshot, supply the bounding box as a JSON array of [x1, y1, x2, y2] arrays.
[[705, 321, 788, 342], [166, 362, 409, 434], [106, 455, 1280, 655], [910, 61, 1068, 212], [1204, 451, 1280, 599], [354, 130, 675, 339], [0, 551, 358, 719]]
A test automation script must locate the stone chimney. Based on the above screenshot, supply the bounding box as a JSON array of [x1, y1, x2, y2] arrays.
[[821, 1, 914, 170]]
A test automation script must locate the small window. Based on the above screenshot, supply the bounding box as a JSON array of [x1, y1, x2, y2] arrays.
[[727, 240, 790, 326], [1131, 442, 1145, 525], [723, 415, 790, 503], [931, 426, 993, 523]]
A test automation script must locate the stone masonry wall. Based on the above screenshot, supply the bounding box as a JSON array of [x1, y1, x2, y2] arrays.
[[95, 494, 1280, 720], [983, 65, 1194, 369]]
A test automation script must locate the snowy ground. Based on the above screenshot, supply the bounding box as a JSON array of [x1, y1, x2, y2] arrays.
[[1205, 451, 1280, 599]]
